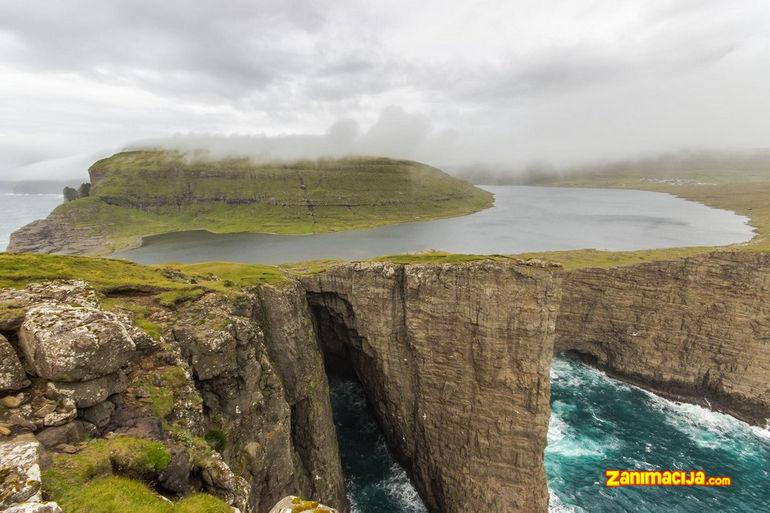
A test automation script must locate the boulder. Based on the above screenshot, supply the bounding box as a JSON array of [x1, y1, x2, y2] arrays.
[[0, 334, 28, 392], [46, 371, 128, 408], [18, 304, 136, 381], [0, 441, 43, 507]]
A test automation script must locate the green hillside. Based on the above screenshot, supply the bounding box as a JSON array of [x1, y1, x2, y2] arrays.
[[43, 150, 493, 254]]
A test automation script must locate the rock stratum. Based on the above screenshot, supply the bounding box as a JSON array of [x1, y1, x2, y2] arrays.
[[7, 150, 493, 255], [0, 250, 768, 513]]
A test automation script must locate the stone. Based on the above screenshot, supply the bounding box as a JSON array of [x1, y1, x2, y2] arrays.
[[158, 446, 192, 494], [46, 371, 128, 408], [1, 394, 23, 409], [0, 299, 27, 331], [36, 420, 96, 449], [0, 441, 43, 507], [0, 334, 28, 392], [0, 425, 10, 436], [18, 303, 136, 381], [269, 496, 337, 513], [2, 502, 64, 513], [78, 400, 115, 429]]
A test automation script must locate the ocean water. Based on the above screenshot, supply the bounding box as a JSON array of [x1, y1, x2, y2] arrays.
[[0, 193, 62, 250], [329, 376, 427, 513], [546, 356, 770, 513], [329, 358, 770, 513]]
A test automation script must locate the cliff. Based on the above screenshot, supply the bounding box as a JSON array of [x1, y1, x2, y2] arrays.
[[555, 250, 770, 425], [8, 150, 493, 255], [1, 251, 768, 513], [301, 260, 562, 513], [0, 278, 347, 513]]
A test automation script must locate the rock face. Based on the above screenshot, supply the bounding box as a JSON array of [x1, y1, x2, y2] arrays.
[[555, 251, 770, 424], [6, 211, 108, 255], [301, 260, 562, 513], [0, 440, 62, 512], [0, 333, 27, 391], [171, 288, 347, 513], [18, 304, 136, 381]]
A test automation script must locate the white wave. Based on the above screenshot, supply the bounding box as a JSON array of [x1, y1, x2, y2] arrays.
[[379, 463, 427, 512], [548, 489, 587, 513], [548, 411, 569, 443]]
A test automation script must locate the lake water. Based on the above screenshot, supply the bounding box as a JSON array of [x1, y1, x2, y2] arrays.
[[116, 186, 754, 264], [0, 193, 62, 250]]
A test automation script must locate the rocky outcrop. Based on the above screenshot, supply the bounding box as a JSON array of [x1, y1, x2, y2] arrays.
[[6, 211, 108, 255], [170, 287, 347, 512], [555, 250, 770, 424], [301, 260, 562, 513]]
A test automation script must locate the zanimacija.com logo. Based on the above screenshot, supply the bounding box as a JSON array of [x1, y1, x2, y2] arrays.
[[605, 470, 731, 487]]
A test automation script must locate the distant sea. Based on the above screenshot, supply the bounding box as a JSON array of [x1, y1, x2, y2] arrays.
[[0, 193, 62, 250]]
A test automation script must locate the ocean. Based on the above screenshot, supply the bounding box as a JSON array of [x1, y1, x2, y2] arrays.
[[0, 193, 62, 250]]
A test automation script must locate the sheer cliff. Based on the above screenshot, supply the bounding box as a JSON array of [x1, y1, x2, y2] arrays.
[[555, 250, 770, 425]]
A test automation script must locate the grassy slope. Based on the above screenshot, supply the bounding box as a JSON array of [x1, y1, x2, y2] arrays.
[[52, 151, 492, 253]]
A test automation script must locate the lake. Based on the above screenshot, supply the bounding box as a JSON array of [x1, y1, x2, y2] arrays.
[[115, 186, 753, 264]]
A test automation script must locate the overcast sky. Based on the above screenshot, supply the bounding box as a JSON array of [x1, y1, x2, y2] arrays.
[[1, 0, 769, 179]]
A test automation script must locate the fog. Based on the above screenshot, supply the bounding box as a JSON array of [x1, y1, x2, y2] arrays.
[[1, 1, 769, 181]]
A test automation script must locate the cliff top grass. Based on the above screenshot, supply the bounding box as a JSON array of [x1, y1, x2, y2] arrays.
[[0, 253, 294, 315], [40, 150, 493, 254]]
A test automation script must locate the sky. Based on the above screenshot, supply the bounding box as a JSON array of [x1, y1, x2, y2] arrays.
[[1, 0, 769, 180]]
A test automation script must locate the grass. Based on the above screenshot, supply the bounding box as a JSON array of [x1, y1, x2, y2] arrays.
[[45, 150, 493, 254], [42, 436, 231, 513]]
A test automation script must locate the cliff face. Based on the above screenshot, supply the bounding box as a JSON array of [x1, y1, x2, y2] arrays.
[[555, 251, 770, 424], [301, 260, 562, 513], [0, 280, 347, 513]]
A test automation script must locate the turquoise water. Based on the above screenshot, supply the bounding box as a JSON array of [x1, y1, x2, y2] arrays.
[[547, 356, 770, 513], [329, 376, 427, 513], [330, 358, 770, 513]]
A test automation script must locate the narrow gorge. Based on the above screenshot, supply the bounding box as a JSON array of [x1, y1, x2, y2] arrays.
[[1, 250, 768, 513]]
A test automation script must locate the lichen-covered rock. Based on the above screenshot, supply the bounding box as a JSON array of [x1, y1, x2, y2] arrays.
[[0, 334, 28, 391], [269, 495, 337, 513], [46, 371, 128, 408], [18, 304, 136, 381], [0, 441, 44, 507], [198, 452, 250, 512]]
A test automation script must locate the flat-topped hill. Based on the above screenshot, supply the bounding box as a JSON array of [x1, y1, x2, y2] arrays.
[[9, 150, 493, 255]]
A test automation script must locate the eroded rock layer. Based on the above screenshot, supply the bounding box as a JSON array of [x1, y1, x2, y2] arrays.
[[555, 251, 770, 424]]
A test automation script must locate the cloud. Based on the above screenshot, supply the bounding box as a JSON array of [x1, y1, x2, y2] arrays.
[[0, 0, 769, 178]]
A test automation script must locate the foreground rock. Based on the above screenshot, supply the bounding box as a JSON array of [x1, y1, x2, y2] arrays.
[[269, 495, 337, 513]]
